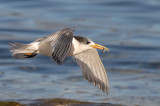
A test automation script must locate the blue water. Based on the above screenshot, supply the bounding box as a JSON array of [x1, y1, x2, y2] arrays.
[[0, 0, 160, 106]]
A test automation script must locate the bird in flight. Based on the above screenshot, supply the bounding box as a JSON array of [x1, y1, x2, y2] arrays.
[[10, 28, 110, 94]]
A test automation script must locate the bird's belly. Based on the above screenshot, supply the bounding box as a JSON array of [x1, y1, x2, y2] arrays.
[[38, 42, 53, 56], [39, 49, 52, 56]]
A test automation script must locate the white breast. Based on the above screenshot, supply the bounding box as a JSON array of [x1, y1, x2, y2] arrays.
[[69, 38, 91, 56]]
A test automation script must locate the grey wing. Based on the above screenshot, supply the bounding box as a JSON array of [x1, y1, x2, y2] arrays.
[[39, 28, 74, 65], [73, 49, 109, 94]]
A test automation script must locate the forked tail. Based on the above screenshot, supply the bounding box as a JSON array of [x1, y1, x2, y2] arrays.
[[10, 42, 38, 59]]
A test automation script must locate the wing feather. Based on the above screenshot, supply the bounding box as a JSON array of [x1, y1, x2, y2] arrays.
[[38, 28, 74, 64], [73, 49, 109, 94]]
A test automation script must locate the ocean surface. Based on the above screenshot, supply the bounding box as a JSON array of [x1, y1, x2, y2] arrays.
[[0, 0, 160, 106]]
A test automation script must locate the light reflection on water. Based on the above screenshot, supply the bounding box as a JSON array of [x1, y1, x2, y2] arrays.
[[0, 0, 160, 106]]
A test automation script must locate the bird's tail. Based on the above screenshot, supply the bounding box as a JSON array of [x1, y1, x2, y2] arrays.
[[9, 42, 38, 59]]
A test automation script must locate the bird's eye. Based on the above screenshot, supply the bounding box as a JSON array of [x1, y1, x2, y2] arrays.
[[86, 41, 90, 44]]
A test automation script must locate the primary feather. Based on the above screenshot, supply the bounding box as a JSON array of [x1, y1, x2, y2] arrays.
[[73, 49, 109, 94]]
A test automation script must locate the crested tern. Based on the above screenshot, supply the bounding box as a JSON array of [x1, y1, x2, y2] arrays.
[[10, 28, 110, 94]]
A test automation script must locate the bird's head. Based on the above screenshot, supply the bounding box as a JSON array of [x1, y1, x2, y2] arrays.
[[74, 36, 109, 52]]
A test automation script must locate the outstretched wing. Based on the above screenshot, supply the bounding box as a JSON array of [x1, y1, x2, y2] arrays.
[[73, 49, 109, 94], [39, 28, 74, 65]]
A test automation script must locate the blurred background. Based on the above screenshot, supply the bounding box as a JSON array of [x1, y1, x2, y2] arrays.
[[0, 0, 160, 106]]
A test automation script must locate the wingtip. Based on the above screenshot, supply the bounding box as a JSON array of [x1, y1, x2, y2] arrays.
[[106, 87, 109, 95], [62, 28, 75, 33], [93, 82, 96, 87], [106, 92, 108, 95]]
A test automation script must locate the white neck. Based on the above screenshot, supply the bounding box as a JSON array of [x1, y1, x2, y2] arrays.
[[69, 38, 92, 56]]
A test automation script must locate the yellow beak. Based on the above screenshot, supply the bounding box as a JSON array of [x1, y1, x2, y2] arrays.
[[90, 44, 110, 51]]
